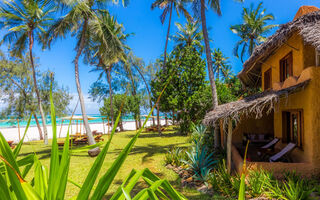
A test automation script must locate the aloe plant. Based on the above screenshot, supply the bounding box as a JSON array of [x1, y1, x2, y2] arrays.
[[0, 75, 185, 199]]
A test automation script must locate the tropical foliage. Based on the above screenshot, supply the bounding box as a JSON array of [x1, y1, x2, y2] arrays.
[[230, 2, 277, 61]]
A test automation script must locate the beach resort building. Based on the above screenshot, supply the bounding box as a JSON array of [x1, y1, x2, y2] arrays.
[[204, 6, 320, 177]]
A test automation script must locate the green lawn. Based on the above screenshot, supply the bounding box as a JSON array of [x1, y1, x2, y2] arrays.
[[18, 126, 215, 199]]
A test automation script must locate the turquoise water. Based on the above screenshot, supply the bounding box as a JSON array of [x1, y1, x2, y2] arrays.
[[0, 114, 142, 128]]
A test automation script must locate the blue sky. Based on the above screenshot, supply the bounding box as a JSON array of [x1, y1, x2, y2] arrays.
[[1, 0, 320, 114]]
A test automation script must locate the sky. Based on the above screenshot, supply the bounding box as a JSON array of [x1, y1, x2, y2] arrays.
[[1, 0, 320, 114]]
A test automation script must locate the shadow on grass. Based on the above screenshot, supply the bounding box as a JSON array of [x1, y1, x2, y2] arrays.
[[126, 131, 185, 139], [118, 143, 186, 163]]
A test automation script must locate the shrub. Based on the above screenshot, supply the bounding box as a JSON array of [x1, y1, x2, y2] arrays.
[[265, 171, 314, 200], [164, 147, 187, 166], [210, 159, 241, 197], [247, 169, 274, 198], [190, 123, 207, 144]]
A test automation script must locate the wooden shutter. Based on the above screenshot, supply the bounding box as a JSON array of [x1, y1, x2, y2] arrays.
[[264, 68, 272, 90]]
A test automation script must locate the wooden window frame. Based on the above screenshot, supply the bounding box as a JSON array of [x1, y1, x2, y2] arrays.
[[282, 109, 304, 149], [280, 52, 293, 82], [264, 68, 272, 90]]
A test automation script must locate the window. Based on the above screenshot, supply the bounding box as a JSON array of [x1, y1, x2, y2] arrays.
[[264, 68, 272, 90], [280, 52, 293, 82], [282, 110, 303, 148]]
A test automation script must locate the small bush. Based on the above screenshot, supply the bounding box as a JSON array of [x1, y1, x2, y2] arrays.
[[210, 160, 241, 197], [164, 147, 187, 166], [247, 169, 274, 198], [265, 171, 314, 200]]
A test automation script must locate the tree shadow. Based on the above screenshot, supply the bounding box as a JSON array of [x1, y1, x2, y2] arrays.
[[126, 131, 185, 139], [119, 143, 185, 163]]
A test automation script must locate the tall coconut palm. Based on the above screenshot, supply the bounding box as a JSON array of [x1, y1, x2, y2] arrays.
[[212, 48, 230, 81], [152, 0, 191, 134], [171, 20, 203, 52], [87, 11, 128, 128], [0, 0, 55, 145], [45, 1, 128, 145], [151, 0, 192, 69], [231, 2, 276, 62]]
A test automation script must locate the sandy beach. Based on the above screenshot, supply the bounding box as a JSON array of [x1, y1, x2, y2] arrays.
[[0, 119, 167, 143]]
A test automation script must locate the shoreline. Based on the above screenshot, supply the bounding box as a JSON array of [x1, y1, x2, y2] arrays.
[[0, 119, 167, 143]]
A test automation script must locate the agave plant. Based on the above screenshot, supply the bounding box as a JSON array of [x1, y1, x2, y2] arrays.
[[182, 140, 217, 182], [190, 123, 207, 144], [0, 75, 185, 199]]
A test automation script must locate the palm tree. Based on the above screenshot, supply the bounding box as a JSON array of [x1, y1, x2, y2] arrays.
[[151, 0, 192, 69], [86, 11, 128, 129], [212, 48, 230, 81], [0, 0, 55, 145], [152, 0, 191, 134], [230, 2, 277, 62], [171, 20, 203, 52], [45, 1, 128, 145]]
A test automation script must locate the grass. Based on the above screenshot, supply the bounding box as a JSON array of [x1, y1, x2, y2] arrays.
[[18, 126, 218, 199]]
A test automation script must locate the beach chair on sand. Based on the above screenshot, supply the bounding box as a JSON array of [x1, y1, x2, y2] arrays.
[[269, 143, 296, 162]]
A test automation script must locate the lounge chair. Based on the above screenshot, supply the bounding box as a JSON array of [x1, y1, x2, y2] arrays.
[[269, 143, 296, 162], [94, 135, 104, 142]]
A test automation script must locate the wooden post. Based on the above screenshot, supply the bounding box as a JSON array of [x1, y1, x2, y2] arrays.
[[59, 119, 64, 138], [102, 118, 105, 135], [107, 117, 110, 134], [17, 118, 21, 141], [227, 118, 233, 174]]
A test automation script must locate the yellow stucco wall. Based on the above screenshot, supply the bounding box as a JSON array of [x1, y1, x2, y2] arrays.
[[261, 32, 316, 90]]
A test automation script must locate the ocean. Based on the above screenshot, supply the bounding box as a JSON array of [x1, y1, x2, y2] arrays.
[[0, 114, 144, 128]]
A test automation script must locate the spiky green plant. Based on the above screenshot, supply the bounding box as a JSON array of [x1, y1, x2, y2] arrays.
[[0, 75, 185, 199]]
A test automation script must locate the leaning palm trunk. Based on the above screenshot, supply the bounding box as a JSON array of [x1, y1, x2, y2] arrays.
[[163, 1, 173, 69], [28, 31, 48, 144], [74, 22, 95, 145], [33, 113, 43, 140], [133, 65, 155, 126], [106, 66, 114, 127], [200, 0, 220, 148]]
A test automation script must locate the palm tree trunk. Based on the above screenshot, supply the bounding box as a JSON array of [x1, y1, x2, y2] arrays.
[[74, 21, 95, 145], [200, 0, 220, 148], [132, 65, 155, 126], [106, 66, 114, 127], [33, 113, 43, 140], [157, 103, 161, 135], [163, 1, 173, 69], [28, 31, 48, 145]]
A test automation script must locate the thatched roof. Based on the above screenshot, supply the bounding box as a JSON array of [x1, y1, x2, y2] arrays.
[[203, 80, 310, 126], [238, 9, 320, 86]]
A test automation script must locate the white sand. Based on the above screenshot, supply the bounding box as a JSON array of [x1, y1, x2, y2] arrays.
[[0, 119, 167, 143]]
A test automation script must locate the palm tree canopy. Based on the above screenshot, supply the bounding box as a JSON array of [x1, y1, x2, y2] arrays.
[[211, 48, 231, 80], [84, 10, 129, 68], [0, 0, 55, 57], [171, 20, 203, 52], [151, 0, 192, 24], [230, 2, 277, 62]]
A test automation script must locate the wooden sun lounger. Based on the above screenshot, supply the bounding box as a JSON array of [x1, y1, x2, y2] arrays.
[[94, 135, 104, 142], [269, 143, 296, 162]]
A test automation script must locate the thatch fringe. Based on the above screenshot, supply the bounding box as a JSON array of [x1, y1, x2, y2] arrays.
[[203, 80, 310, 126], [239, 11, 320, 86]]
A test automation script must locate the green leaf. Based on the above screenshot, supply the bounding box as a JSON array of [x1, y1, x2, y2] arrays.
[[76, 107, 123, 200], [13, 113, 33, 158]]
